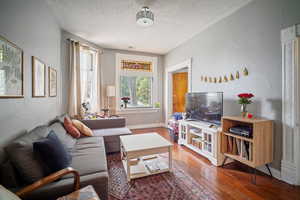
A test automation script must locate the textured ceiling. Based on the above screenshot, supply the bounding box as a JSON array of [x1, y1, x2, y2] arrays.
[[46, 0, 251, 54]]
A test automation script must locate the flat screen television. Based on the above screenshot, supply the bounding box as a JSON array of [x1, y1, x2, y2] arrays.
[[185, 92, 223, 125]]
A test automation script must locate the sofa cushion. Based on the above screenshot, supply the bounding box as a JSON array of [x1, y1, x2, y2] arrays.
[[5, 126, 50, 184], [93, 127, 132, 138], [64, 137, 107, 178], [64, 117, 81, 138], [75, 137, 105, 149], [5, 141, 44, 184], [33, 131, 72, 174], [49, 122, 76, 149]]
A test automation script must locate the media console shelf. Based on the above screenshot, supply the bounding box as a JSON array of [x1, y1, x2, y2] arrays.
[[178, 120, 224, 166], [221, 116, 273, 183]]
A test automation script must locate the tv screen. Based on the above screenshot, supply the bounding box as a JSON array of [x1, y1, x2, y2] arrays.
[[185, 92, 223, 125]]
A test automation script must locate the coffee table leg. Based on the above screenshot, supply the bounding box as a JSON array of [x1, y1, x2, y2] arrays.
[[169, 146, 173, 172], [127, 159, 131, 182]]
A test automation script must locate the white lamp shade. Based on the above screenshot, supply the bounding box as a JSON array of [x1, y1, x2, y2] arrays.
[[106, 85, 116, 97]]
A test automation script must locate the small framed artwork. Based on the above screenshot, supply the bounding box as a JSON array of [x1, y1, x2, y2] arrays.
[[48, 67, 57, 97], [32, 56, 46, 97], [0, 35, 24, 98]]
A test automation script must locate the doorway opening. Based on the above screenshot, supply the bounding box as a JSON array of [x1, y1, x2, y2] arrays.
[[172, 70, 188, 113], [165, 59, 192, 124]]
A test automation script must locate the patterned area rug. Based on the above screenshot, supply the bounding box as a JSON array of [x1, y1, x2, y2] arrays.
[[107, 153, 216, 200]]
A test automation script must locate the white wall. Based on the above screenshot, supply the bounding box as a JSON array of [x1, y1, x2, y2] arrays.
[[164, 0, 300, 170], [0, 0, 62, 147]]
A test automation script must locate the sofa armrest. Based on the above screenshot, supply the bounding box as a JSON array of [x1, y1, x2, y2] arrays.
[[16, 167, 80, 198], [81, 117, 126, 130]]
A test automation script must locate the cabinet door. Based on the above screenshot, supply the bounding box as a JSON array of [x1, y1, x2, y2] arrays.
[[179, 123, 187, 144], [203, 132, 214, 156]]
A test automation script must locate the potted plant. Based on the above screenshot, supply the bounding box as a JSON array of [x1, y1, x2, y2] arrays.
[[121, 97, 130, 108], [237, 93, 254, 117]]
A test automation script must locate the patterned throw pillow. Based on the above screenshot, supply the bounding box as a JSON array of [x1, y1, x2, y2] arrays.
[[72, 120, 94, 137], [63, 117, 81, 138]]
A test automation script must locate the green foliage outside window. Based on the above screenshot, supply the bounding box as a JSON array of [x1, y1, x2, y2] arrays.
[[120, 76, 152, 108]]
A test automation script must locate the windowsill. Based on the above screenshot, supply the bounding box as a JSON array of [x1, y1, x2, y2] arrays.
[[116, 108, 161, 114]]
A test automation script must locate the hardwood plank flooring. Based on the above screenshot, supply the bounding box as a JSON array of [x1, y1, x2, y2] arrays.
[[131, 128, 300, 200]]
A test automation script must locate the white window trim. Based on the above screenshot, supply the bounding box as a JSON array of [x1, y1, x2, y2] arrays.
[[115, 53, 158, 114]]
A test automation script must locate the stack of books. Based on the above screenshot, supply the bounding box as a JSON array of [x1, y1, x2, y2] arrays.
[[227, 137, 252, 161]]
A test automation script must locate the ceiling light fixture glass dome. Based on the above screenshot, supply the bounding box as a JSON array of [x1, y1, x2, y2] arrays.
[[136, 6, 154, 27]]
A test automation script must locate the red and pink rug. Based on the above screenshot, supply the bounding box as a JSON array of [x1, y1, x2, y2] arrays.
[[107, 153, 216, 200]]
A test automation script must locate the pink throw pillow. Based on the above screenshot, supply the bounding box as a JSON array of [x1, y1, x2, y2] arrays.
[[63, 117, 81, 138]]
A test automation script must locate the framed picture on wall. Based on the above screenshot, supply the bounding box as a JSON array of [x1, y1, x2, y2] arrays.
[[48, 66, 57, 97], [32, 56, 46, 97], [0, 35, 24, 98]]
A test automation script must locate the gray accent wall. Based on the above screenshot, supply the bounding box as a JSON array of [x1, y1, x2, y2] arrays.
[[164, 0, 300, 170], [0, 0, 62, 147]]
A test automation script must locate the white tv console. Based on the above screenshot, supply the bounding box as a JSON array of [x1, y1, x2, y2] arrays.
[[178, 120, 224, 166]]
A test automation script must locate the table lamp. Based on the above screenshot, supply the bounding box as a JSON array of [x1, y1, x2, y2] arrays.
[[106, 85, 116, 115]]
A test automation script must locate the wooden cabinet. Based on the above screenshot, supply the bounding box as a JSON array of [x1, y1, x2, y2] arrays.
[[221, 116, 273, 168]]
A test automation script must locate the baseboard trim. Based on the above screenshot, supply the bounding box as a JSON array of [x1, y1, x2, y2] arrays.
[[128, 123, 166, 130], [256, 165, 281, 181], [281, 160, 297, 185]]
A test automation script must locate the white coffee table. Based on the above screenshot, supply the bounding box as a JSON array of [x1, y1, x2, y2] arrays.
[[120, 133, 173, 181]]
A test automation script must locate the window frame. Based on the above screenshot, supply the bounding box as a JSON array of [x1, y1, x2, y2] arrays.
[[115, 53, 158, 113]]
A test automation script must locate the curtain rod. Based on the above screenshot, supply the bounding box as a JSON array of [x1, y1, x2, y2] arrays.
[[67, 38, 103, 54]]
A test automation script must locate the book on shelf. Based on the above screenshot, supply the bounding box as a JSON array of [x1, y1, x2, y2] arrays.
[[144, 157, 168, 173], [190, 128, 201, 134], [131, 163, 147, 175], [236, 139, 241, 155], [129, 158, 139, 165], [143, 155, 158, 161], [226, 136, 252, 161], [227, 136, 233, 153], [232, 138, 238, 155]]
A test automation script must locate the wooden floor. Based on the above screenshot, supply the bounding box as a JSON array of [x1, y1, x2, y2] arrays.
[[131, 128, 300, 200]]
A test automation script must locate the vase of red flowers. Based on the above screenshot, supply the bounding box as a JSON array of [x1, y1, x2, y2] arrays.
[[121, 97, 130, 108], [237, 93, 254, 117]]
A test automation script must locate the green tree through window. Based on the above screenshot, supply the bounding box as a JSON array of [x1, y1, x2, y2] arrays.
[[120, 76, 152, 108]]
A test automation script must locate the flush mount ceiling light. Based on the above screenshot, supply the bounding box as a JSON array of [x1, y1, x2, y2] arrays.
[[136, 6, 154, 27]]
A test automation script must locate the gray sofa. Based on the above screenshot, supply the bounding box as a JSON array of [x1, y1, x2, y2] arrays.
[[0, 115, 132, 200]]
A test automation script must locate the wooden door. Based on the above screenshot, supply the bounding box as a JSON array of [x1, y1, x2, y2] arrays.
[[172, 72, 188, 113]]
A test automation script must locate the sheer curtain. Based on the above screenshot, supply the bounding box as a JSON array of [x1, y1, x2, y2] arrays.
[[68, 40, 101, 118], [68, 41, 82, 118], [90, 50, 101, 113]]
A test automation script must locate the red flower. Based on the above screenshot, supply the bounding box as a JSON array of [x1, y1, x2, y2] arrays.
[[121, 97, 130, 101], [238, 93, 254, 99]]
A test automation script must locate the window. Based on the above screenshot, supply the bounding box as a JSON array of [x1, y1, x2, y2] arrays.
[[120, 76, 153, 108], [116, 54, 158, 110], [80, 47, 98, 111]]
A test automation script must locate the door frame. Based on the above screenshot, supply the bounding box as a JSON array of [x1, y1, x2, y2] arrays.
[[164, 58, 192, 125]]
